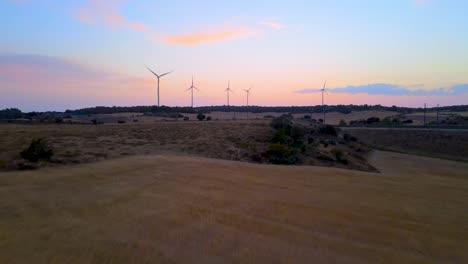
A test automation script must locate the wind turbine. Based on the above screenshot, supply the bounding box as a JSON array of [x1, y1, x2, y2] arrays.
[[146, 66, 173, 107], [243, 87, 252, 106], [243, 87, 252, 119], [225, 81, 234, 106], [318, 81, 329, 124], [186, 76, 200, 108]]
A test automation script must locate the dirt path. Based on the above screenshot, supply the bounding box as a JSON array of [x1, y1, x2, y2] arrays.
[[0, 151, 467, 263]]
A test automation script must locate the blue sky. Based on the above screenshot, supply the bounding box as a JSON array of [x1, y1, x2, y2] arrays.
[[1, 0, 467, 111]]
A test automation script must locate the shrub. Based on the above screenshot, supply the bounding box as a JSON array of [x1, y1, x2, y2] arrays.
[[318, 125, 338, 136], [206, 116, 212, 121], [197, 113, 206, 121], [272, 129, 288, 144], [239, 143, 250, 149], [318, 118, 324, 123], [271, 115, 293, 134], [20, 138, 54, 162], [331, 149, 348, 164], [303, 115, 311, 120], [55, 117, 63, 123], [291, 125, 307, 142], [339, 119, 347, 126], [366, 117, 380, 124], [266, 144, 298, 165], [183, 116, 190, 121], [117, 120, 126, 124]]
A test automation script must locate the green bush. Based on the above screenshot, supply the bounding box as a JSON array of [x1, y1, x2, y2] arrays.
[[266, 144, 298, 165], [272, 129, 288, 144], [20, 138, 54, 162]]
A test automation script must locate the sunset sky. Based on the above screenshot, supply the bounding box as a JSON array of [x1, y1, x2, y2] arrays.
[[1, 0, 467, 111]]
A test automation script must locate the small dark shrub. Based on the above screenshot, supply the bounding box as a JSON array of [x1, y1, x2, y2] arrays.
[[308, 137, 314, 144], [55, 117, 63, 123], [20, 138, 54, 162], [206, 116, 212, 121], [117, 120, 126, 124], [183, 116, 190, 121], [266, 144, 298, 165], [197, 113, 206, 121], [403, 119, 413, 124], [271, 115, 293, 134], [343, 133, 356, 142], [339, 119, 347, 126], [272, 129, 288, 144], [318, 118, 324, 123], [291, 125, 307, 142], [366, 117, 380, 124], [331, 149, 348, 164], [239, 143, 250, 149], [303, 115, 311, 120], [318, 125, 338, 137]]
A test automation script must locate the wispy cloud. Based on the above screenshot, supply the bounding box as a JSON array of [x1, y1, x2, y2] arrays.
[[159, 27, 257, 46], [259, 21, 286, 30], [75, 0, 146, 32], [414, 0, 431, 7], [295, 83, 468, 96]]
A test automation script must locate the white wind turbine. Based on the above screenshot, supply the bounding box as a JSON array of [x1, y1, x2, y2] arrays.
[[185, 76, 200, 108], [225, 81, 234, 106], [146, 66, 173, 107], [317, 81, 330, 124]]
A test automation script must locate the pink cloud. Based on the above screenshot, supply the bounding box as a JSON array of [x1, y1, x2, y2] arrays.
[[75, 0, 146, 32], [259, 21, 286, 30], [159, 27, 257, 46]]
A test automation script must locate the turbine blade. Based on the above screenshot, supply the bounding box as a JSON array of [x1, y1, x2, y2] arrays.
[[194, 87, 200, 91], [323, 81, 327, 89], [185, 87, 192, 92], [159, 71, 173, 78], [146, 66, 159, 78]]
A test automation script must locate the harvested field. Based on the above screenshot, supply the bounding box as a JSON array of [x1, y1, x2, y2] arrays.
[[0, 151, 467, 263], [344, 127, 468, 162]]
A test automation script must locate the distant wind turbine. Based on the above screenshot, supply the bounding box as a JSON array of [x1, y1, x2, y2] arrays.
[[225, 81, 234, 106], [318, 81, 329, 124], [243, 87, 252, 106], [146, 66, 173, 107], [186, 76, 200, 108], [244, 87, 252, 119]]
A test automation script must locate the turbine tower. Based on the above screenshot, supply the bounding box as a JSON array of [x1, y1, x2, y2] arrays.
[[318, 81, 329, 124], [185, 76, 200, 108], [225, 81, 234, 106], [146, 66, 173, 107], [243, 87, 252, 106]]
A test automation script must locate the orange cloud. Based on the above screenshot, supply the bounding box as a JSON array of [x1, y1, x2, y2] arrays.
[[159, 27, 257, 46], [75, 0, 146, 32]]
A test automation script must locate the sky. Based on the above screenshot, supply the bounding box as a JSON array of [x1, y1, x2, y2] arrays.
[[0, 0, 467, 111]]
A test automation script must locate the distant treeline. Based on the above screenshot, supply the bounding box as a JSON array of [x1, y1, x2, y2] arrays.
[[63, 104, 468, 115], [1, 105, 467, 119]]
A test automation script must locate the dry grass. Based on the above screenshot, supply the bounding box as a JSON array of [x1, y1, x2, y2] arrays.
[[0, 151, 467, 263], [344, 128, 468, 162], [0, 121, 272, 170]]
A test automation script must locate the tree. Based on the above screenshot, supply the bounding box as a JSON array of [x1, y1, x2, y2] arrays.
[[197, 113, 206, 121]]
